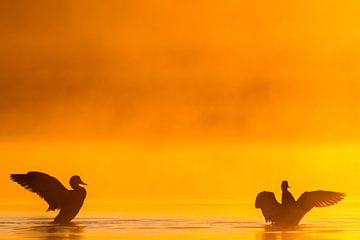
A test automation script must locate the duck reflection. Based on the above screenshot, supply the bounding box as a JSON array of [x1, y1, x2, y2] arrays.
[[257, 230, 306, 240], [257, 225, 342, 240], [17, 222, 85, 240]]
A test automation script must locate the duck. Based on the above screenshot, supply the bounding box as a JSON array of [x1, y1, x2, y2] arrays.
[[255, 181, 345, 226], [281, 180, 296, 207], [11, 171, 87, 225]]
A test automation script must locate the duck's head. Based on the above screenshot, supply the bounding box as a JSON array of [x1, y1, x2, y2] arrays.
[[281, 180, 290, 191], [70, 175, 87, 189]]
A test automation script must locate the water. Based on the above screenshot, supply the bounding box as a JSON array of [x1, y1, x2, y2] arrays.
[[1, 199, 360, 240]]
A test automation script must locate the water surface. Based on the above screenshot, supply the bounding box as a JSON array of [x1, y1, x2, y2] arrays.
[[1, 199, 359, 240]]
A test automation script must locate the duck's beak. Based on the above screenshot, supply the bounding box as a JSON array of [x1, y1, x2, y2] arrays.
[[80, 179, 87, 185]]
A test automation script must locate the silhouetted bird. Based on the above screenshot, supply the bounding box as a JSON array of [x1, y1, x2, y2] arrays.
[[255, 181, 345, 226], [281, 180, 296, 207], [11, 171, 87, 225]]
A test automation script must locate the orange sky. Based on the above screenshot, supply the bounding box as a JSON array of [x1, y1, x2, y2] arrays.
[[1, 1, 360, 201]]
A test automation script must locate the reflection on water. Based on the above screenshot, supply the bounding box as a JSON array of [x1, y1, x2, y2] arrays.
[[1, 199, 360, 240], [6, 219, 85, 240], [257, 226, 342, 240], [1, 216, 360, 240], [256, 221, 360, 240], [258, 231, 307, 240]]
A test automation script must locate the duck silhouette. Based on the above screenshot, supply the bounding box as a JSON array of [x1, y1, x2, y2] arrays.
[[255, 181, 345, 226], [11, 171, 87, 225], [281, 180, 296, 207]]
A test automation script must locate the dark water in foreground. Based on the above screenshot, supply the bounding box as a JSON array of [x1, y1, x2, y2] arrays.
[[1, 199, 360, 239]]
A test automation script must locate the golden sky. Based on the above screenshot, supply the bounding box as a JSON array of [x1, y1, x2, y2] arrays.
[[1, 1, 360, 201]]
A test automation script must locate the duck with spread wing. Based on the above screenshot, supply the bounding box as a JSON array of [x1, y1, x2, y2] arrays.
[[255, 180, 345, 226], [11, 171, 87, 225]]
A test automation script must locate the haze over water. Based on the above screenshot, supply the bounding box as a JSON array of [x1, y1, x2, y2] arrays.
[[2, 0, 360, 239], [0, 197, 359, 240]]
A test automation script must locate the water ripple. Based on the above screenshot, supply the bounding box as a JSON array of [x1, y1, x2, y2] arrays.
[[0, 216, 360, 239]]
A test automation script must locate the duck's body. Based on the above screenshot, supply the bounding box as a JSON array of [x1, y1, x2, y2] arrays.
[[54, 186, 86, 224], [281, 181, 296, 207], [255, 181, 345, 226], [11, 172, 87, 225]]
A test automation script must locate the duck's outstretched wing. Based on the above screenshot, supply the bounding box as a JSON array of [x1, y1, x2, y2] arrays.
[[255, 191, 282, 223], [10, 171, 69, 211], [296, 191, 345, 213]]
